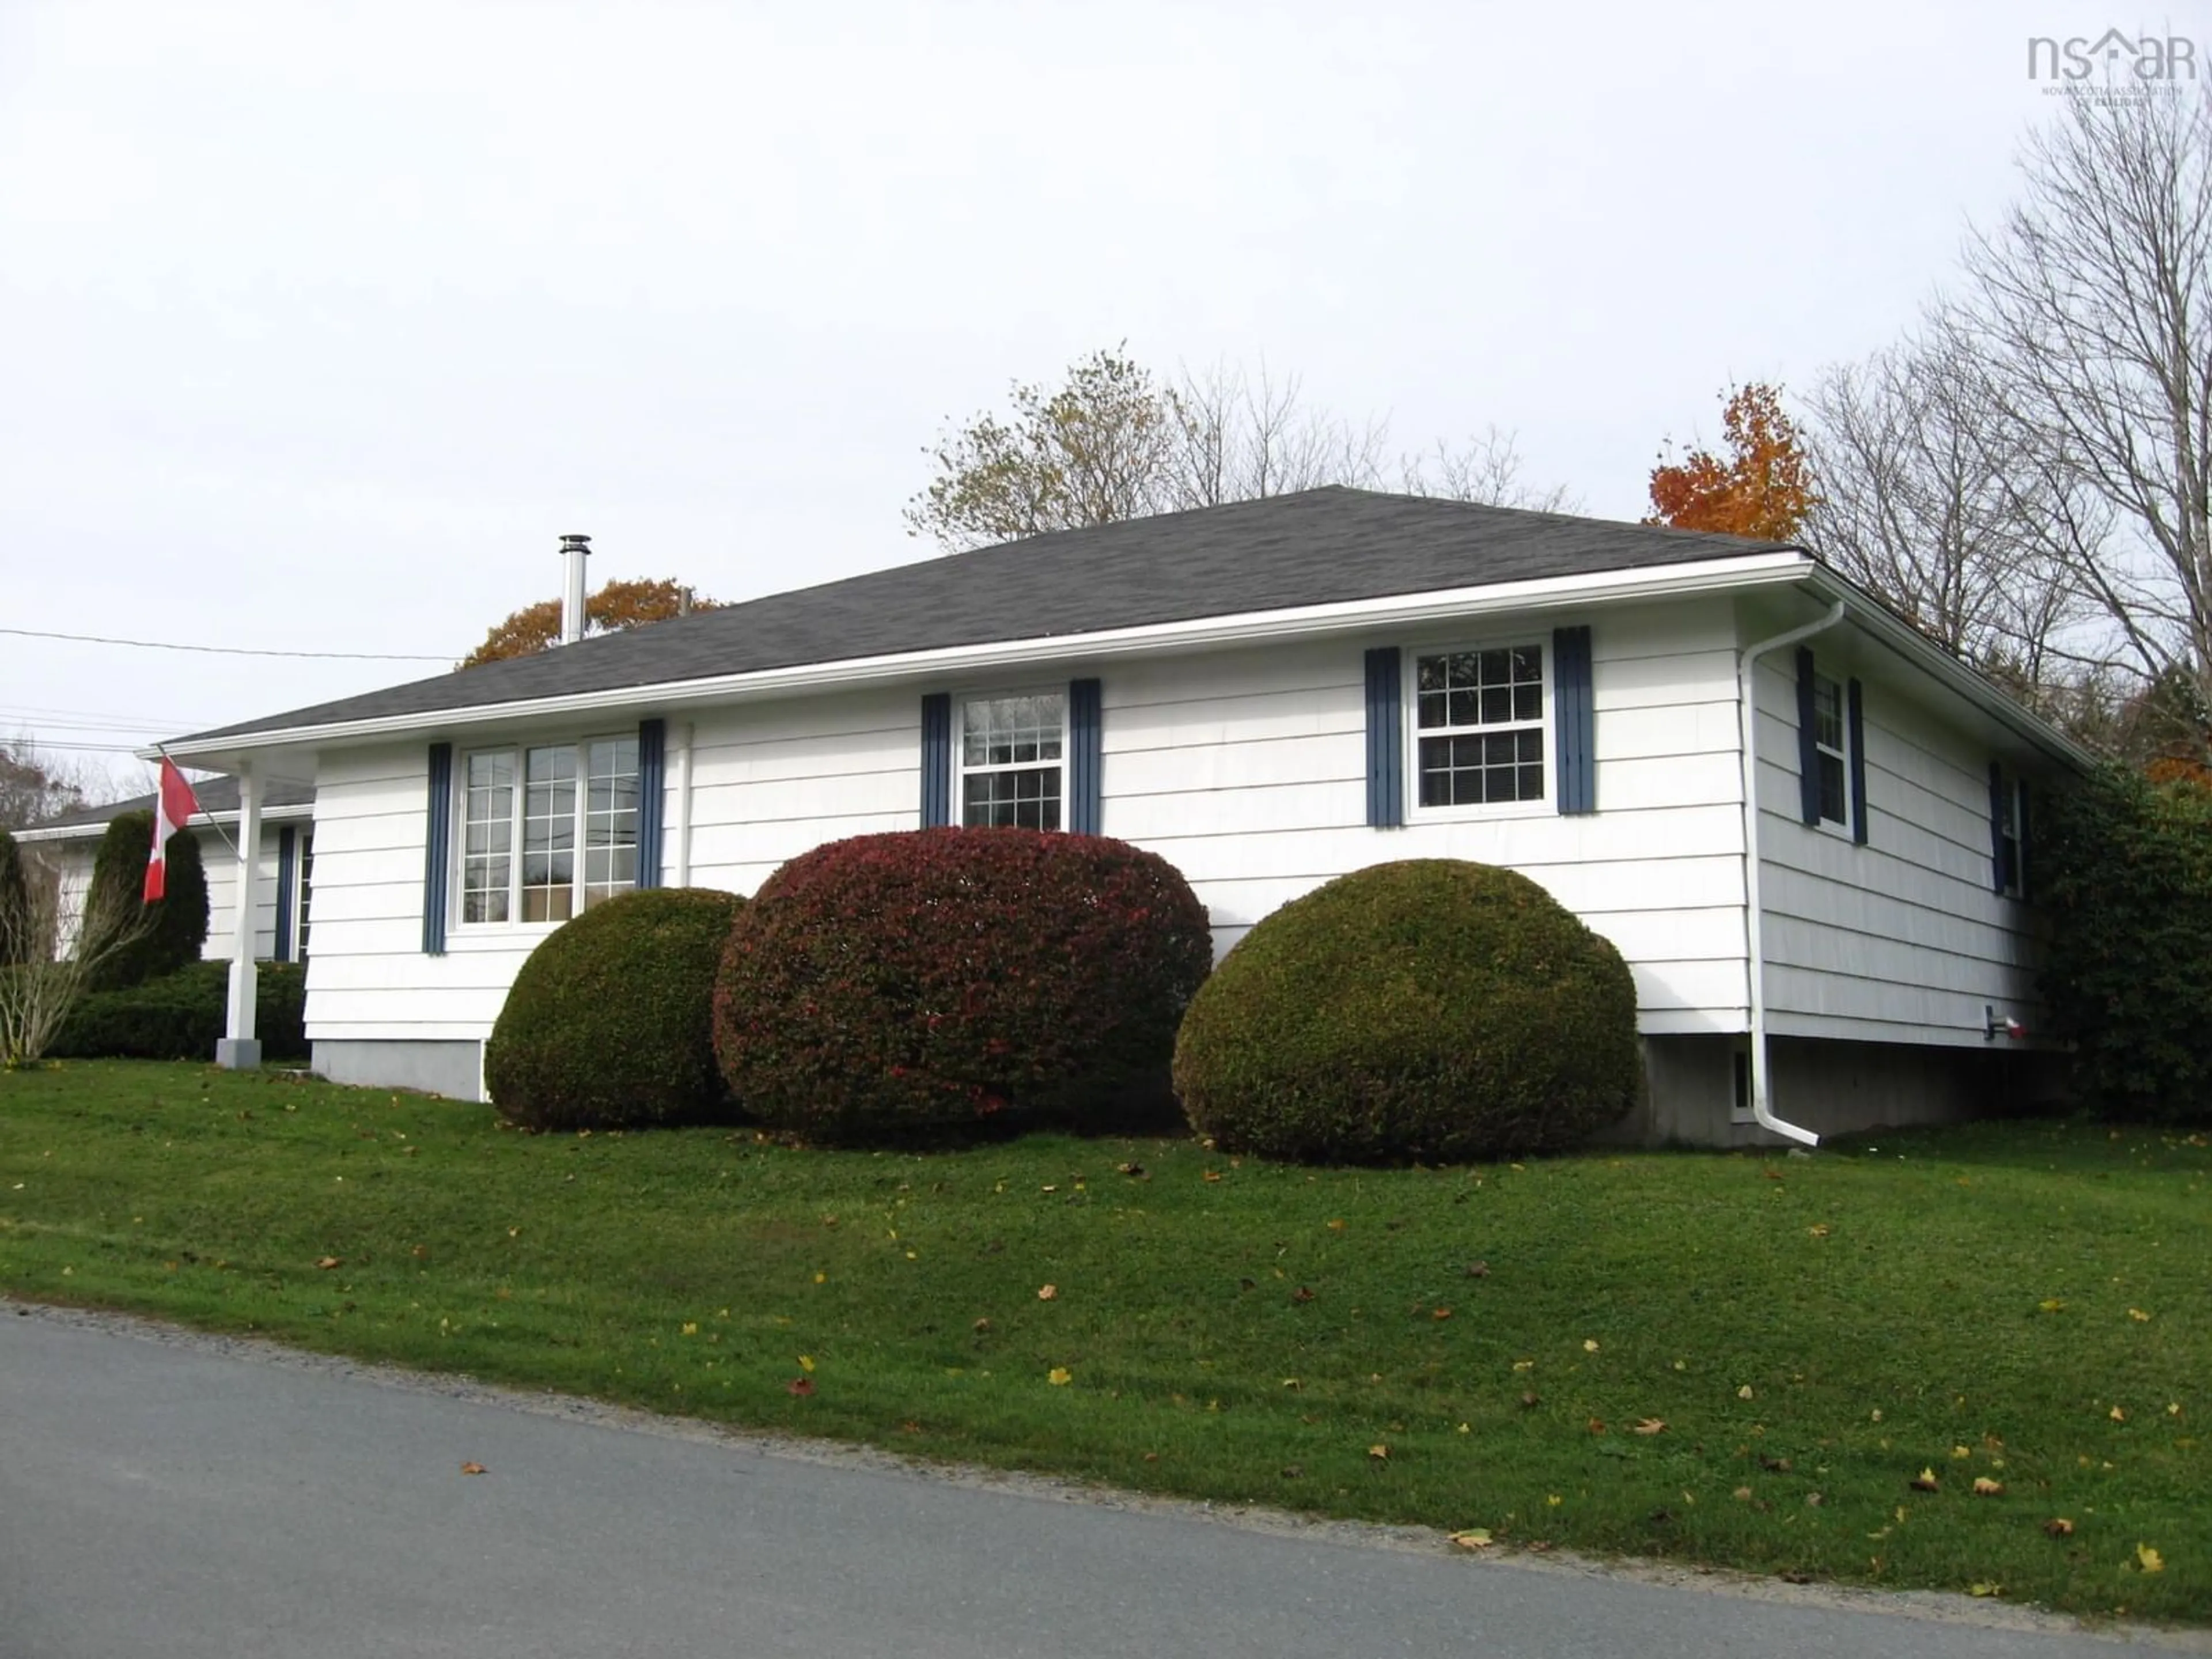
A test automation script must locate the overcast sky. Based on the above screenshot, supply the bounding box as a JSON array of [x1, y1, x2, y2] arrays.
[[0, 0, 2147, 794]]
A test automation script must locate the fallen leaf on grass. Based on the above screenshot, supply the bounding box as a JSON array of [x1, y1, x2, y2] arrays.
[[1115, 1162, 1145, 1178], [1465, 1260, 1491, 1278], [1952, 1445, 1973, 1459], [1583, 1339, 1600, 1353], [785, 1377, 815, 1397], [1450, 1529, 1494, 1550], [1368, 1444, 1389, 1462], [1280, 1464, 1303, 1479], [2137, 1544, 2164, 1574], [1587, 1418, 1608, 1435], [1327, 1218, 1346, 1232], [460, 1462, 487, 1475], [1633, 1418, 1667, 1436], [1047, 1368, 1072, 1386], [1758, 1455, 1793, 1473], [1737, 1385, 1755, 1400], [1807, 1224, 1830, 1238], [1969, 1582, 2001, 1599], [2128, 1308, 2153, 1322], [1431, 1308, 1453, 1321], [1037, 1284, 1057, 1301], [972, 1317, 992, 1333], [1290, 1286, 1316, 1304], [1520, 1392, 1541, 1409], [2044, 1518, 2075, 1537], [315, 1257, 341, 1271], [1733, 1486, 1753, 1502], [1911, 1468, 1941, 1492], [2038, 1298, 2066, 1313], [1972, 1477, 2006, 1496], [797, 1354, 815, 1373], [1202, 1170, 1222, 1183], [2111, 1406, 2127, 1422]]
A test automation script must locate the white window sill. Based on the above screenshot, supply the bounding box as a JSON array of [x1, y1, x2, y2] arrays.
[[1406, 798, 1559, 827]]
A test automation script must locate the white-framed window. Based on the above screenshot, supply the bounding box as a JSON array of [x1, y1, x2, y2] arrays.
[[1996, 771, 2022, 897], [1410, 642, 1551, 810], [293, 830, 314, 962], [959, 691, 1065, 830], [1811, 670, 1850, 829], [459, 735, 639, 925]]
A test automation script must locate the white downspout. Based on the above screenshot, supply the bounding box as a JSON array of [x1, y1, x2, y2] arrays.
[[1737, 600, 1846, 1149]]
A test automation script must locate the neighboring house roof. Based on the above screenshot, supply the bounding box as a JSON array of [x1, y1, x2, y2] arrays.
[[13, 776, 317, 843], [174, 488, 1783, 745]]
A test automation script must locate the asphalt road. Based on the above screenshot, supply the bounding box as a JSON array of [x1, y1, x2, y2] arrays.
[[0, 1308, 2184, 1659]]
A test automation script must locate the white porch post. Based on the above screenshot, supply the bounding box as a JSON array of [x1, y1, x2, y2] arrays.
[[216, 762, 263, 1069]]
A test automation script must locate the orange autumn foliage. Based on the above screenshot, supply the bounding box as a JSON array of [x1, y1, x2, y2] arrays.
[[1645, 383, 1817, 543], [458, 578, 721, 669]]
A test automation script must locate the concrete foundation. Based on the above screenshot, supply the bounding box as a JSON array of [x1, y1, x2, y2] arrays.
[[213, 1038, 262, 1071], [312, 1040, 483, 1102], [1611, 1032, 2063, 1149]]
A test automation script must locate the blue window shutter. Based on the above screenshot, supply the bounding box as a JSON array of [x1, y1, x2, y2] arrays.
[[919, 694, 952, 828], [1364, 647, 1404, 828], [635, 718, 666, 889], [1989, 762, 2009, 893], [422, 743, 452, 956], [1795, 647, 1820, 826], [1067, 679, 1102, 834], [1847, 678, 1869, 846], [274, 825, 298, 963], [1552, 625, 1595, 815]]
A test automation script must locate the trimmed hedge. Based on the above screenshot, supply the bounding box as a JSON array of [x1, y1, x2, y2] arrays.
[[1173, 860, 1639, 1164], [484, 887, 747, 1132], [2037, 766, 2212, 1123], [714, 828, 1214, 1142], [50, 960, 307, 1062], [82, 810, 210, 991]]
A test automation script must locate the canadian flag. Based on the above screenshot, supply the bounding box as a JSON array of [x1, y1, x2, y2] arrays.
[[145, 757, 202, 902]]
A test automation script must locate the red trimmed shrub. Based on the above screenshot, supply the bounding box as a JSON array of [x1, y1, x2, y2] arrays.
[[713, 828, 1213, 1141]]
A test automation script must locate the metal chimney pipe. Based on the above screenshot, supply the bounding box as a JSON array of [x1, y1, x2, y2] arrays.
[[558, 535, 592, 645]]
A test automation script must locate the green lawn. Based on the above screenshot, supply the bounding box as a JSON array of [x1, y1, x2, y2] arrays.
[[2, 1061, 2206, 1622]]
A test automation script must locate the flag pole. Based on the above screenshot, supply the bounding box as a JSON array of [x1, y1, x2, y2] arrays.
[[154, 746, 241, 862]]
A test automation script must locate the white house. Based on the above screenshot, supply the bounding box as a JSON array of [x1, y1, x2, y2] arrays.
[[151, 490, 2086, 1145], [12, 777, 317, 964]]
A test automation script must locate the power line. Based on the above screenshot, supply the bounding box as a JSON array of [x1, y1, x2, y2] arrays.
[[1, 624, 449, 662]]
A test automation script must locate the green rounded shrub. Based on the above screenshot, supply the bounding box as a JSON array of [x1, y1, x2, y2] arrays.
[[1173, 859, 1639, 1164], [50, 960, 308, 1061], [82, 809, 209, 991], [714, 828, 1214, 1143], [484, 887, 746, 1132]]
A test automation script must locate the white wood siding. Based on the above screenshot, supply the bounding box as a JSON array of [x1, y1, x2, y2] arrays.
[[304, 745, 531, 1046], [1103, 600, 1749, 1035], [1751, 649, 2037, 1047], [298, 601, 1755, 1049], [43, 827, 285, 961]]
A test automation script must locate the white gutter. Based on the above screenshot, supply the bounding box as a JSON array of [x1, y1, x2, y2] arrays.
[[151, 551, 1817, 766], [12, 801, 316, 845], [1736, 600, 1847, 1150]]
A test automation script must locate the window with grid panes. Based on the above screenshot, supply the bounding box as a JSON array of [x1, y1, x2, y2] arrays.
[[460, 737, 638, 924], [1812, 672, 1849, 826], [959, 694, 1065, 829], [1414, 645, 1547, 807]]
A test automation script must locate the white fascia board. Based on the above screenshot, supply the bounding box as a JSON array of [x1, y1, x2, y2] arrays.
[[1796, 569, 2101, 772], [154, 552, 1816, 766], [11, 802, 317, 845]]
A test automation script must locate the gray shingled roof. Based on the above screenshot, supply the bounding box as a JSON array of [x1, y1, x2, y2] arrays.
[[27, 776, 317, 836], [179, 487, 1787, 744]]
